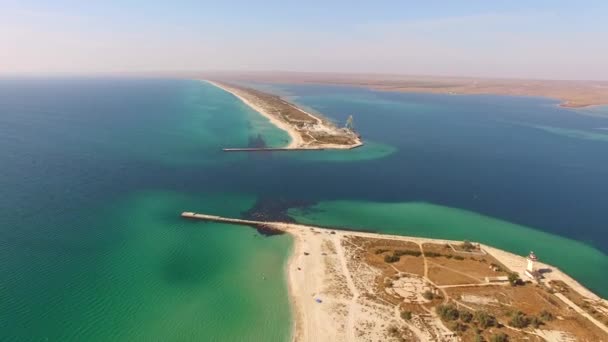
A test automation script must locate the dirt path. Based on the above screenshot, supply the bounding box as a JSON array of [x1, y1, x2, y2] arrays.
[[182, 212, 607, 341], [333, 234, 360, 342], [555, 293, 608, 334], [427, 261, 484, 284], [418, 242, 429, 279]]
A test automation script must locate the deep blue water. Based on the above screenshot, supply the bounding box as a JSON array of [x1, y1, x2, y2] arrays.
[[265, 83, 608, 252], [4, 79, 605, 252]]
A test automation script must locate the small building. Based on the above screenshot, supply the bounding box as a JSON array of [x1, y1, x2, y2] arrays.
[[524, 251, 541, 279], [485, 276, 509, 283]]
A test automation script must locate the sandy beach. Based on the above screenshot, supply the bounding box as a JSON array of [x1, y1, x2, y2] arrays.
[[206, 80, 303, 148], [181, 212, 608, 341], [281, 225, 608, 341], [205, 80, 362, 150]]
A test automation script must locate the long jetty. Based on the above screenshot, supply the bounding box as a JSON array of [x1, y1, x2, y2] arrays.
[[181, 211, 350, 232], [181, 212, 267, 226], [222, 143, 363, 152], [181, 211, 378, 234], [222, 147, 325, 152], [181, 212, 608, 309], [181, 212, 291, 235]]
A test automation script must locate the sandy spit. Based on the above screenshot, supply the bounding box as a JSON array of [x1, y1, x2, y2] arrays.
[[205, 80, 303, 148]]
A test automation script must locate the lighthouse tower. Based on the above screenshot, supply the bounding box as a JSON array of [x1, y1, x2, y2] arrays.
[[524, 251, 539, 279]]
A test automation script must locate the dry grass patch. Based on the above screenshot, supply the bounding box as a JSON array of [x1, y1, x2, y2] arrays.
[[350, 236, 425, 277], [427, 264, 482, 286], [421, 243, 509, 285], [445, 284, 608, 341]]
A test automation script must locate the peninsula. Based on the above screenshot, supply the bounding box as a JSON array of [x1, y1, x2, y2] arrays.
[[182, 212, 608, 342], [206, 80, 363, 150]]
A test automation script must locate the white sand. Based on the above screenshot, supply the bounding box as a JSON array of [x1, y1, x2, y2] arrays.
[[284, 226, 419, 341], [205, 80, 363, 150], [278, 224, 607, 341], [207, 80, 303, 148], [181, 213, 606, 341]]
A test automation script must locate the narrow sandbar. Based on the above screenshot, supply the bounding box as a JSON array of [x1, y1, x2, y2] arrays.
[[205, 80, 362, 150]]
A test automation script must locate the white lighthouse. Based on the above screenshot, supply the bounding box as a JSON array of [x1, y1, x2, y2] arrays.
[[524, 251, 540, 279]]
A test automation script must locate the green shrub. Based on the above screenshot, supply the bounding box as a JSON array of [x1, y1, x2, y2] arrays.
[[437, 304, 460, 321], [387, 325, 399, 336], [460, 310, 473, 323], [454, 255, 465, 260], [462, 240, 475, 251], [474, 311, 496, 329], [375, 248, 389, 254], [473, 334, 485, 342], [394, 249, 422, 257], [509, 311, 530, 328], [425, 251, 442, 257], [508, 273, 521, 286], [401, 310, 412, 320], [422, 290, 435, 300], [529, 316, 543, 328], [384, 255, 400, 263], [490, 332, 508, 342]]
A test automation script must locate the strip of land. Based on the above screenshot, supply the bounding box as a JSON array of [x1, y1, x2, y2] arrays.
[[182, 212, 608, 342], [206, 80, 363, 150], [201, 72, 608, 109]]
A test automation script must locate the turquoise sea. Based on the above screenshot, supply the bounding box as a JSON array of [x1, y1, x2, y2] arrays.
[[1, 78, 607, 341]]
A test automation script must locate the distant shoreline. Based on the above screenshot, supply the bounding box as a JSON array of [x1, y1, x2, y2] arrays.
[[198, 72, 608, 109]]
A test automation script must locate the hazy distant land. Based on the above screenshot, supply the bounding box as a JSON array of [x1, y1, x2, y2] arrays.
[[195, 71, 608, 108]]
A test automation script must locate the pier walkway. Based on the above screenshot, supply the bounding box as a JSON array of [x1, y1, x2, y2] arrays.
[[181, 212, 269, 226], [222, 147, 325, 152], [222, 143, 363, 152]]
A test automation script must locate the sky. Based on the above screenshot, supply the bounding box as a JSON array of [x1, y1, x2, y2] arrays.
[[1, 0, 607, 80]]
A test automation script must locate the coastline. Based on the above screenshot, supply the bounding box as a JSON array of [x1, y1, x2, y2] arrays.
[[206, 80, 302, 148], [368, 85, 603, 109], [204, 80, 363, 150], [199, 72, 608, 109], [286, 228, 305, 342], [181, 212, 608, 341], [282, 226, 608, 341]]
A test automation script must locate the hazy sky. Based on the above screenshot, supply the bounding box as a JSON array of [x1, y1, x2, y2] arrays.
[[2, 0, 607, 80]]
